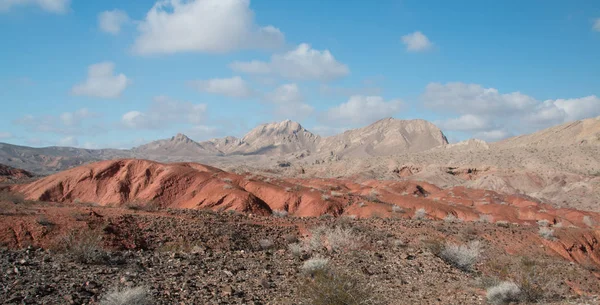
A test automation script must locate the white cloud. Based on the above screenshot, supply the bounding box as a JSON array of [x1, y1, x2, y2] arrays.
[[473, 130, 511, 142], [0, 0, 70, 13], [71, 62, 131, 98], [132, 0, 284, 54], [188, 76, 254, 98], [422, 82, 537, 116], [185, 125, 221, 140], [98, 9, 130, 35], [422, 82, 600, 141], [230, 43, 349, 81], [401, 31, 433, 52], [121, 96, 208, 129], [438, 114, 491, 132], [594, 18, 600, 32], [57, 136, 78, 147], [311, 126, 347, 137], [13, 108, 100, 135], [0, 132, 13, 139], [265, 83, 313, 120], [323, 96, 403, 126]]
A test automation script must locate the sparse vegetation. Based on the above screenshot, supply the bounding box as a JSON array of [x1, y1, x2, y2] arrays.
[[58, 230, 109, 264], [486, 281, 521, 305], [391, 205, 403, 213], [414, 208, 427, 220], [259, 239, 274, 250], [288, 242, 304, 258], [100, 286, 152, 305], [583, 215, 594, 227], [222, 184, 234, 190], [478, 214, 492, 223], [538, 227, 554, 240], [444, 214, 461, 223], [298, 268, 380, 305], [222, 178, 233, 183], [36, 215, 55, 227], [330, 191, 343, 197], [272, 209, 288, 217], [321, 194, 330, 201], [301, 256, 329, 275], [439, 240, 481, 271]]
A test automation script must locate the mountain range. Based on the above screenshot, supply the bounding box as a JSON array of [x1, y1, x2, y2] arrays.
[[0, 118, 448, 174]]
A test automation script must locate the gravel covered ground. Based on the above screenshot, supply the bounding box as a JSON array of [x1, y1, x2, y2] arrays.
[[1, 204, 599, 304]]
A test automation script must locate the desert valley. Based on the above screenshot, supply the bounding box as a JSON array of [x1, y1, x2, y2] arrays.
[[2, 0, 600, 304], [1, 117, 600, 304]]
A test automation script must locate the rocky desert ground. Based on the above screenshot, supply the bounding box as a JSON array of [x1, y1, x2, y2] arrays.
[[0, 152, 600, 304]]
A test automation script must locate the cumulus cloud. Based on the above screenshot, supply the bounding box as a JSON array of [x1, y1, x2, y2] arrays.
[[473, 130, 511, 142], [132, 0, 284, 54], [13, 108, 100, 135], [438, 114, 492, 132], [188, 76, 254, 98], [0, 0, 70, 13], [401, 31, 433, 52], [71, 62, 131, 98], [422, 82, 600, 141], [265, 83, 313, 120], [323, 96, 403, 126], [310, 126, 348, 137], [57, 136, 78, 147], [594, 18, 600, 32], [121, 96, 207, 129], [230, 43, 349, 81], [0, 132, 13, 139], [98, 9, 130, 34], [423, 82, 537, 116]]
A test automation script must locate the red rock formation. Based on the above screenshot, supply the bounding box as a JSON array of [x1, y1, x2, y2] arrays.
[[0, 164, 33, 183]]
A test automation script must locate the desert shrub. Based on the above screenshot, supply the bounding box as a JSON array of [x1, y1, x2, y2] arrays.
[[125, 200, 161, 212], [222, 178, 233, 183], [330, 191, 343, 197], [439, 240, 481, 271], [324, 226, 363, 252], [444, 214, 461, 223], [496, 221, 510, 228], [222, 184, 234, 190], [301, 256, 329, 275], [486, 281, 521, 305], [358, 202, 365, 208], [59, 230, 109, 264], [298, 268, 380, 305], [478, 214, 492, 223], [538, 227, 554, 240], [288, 243, 304, 258], [272, 209, 288, 217], [537, 219, 550, 227], [100, 286, 152, 305], [36, 216, 55, 227], [259, 239, 274, 250], [414, 208, 427, 220], [321, 195, 331, 201], [486, 256, 568, 303], [391, 205, 403, 213], [583, 215, 594, 227], [284, 187, 292, 192]]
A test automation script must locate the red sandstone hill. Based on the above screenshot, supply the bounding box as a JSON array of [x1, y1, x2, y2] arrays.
[[0, 163, 33, 183], [6, 158, 600, 266]]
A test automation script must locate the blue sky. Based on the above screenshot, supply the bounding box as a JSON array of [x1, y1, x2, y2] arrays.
[[1, 0, 599, 148]]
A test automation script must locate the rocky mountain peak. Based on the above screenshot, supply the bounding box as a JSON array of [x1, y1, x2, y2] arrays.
[[171, 133, 194, 144]]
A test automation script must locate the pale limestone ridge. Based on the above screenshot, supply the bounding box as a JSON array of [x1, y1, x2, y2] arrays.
[[317, 118, 449, 157]]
